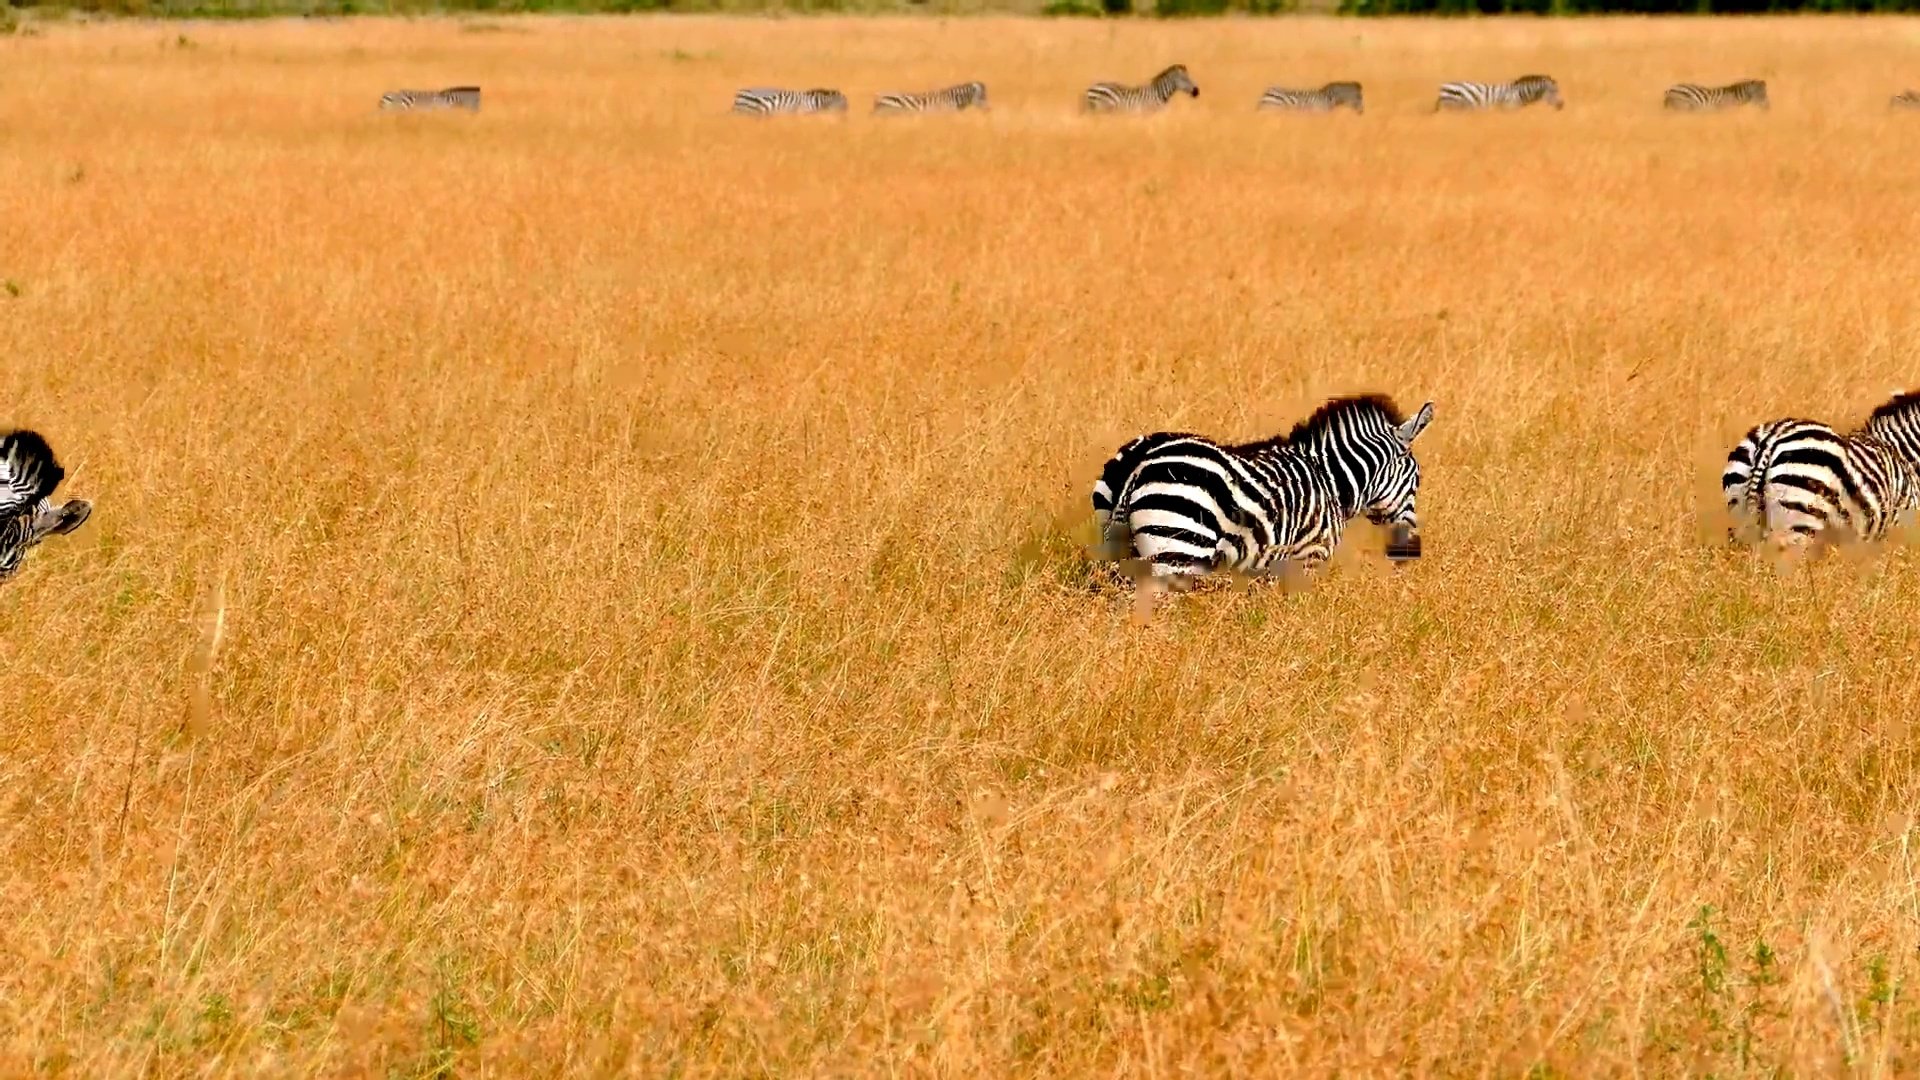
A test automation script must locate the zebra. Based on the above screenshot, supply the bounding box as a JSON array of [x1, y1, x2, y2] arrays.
[[1721, 390, 1920, 551], [731, 88, 849, 116], [1891, 90, 1920, 110], [1434, 74, 1563, 112], [1090, 395, 1435, 594], [0, 430, 92, 584], [378, 87, 481, 112], [873, 81, 989, 115], [1083, 65, 1199, 114], [1257, 81, 1364, 114], [1663, 80, 1769, 112]]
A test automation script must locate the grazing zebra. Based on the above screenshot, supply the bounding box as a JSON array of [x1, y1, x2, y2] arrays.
[[1892, 90, 1920, 110], [873, 81, 989, 115], [1091, 395, 1435, 593], [1721, 390, 1920, 551], [378, 86, 481, 112], [1257, 81, 1364, 114], [1663, 80, 1769, 111], [1434, 74, 1563, 112], [1083, 65, 1200, 114], [0, 430, 92, 584], [731, 88, 849, 116]]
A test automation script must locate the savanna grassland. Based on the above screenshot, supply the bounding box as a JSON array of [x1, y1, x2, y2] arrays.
[[8, 13, 1920, 1075]]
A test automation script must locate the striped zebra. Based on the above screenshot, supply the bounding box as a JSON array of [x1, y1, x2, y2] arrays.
[[1091, 395, 1435, 593], [1434, 74, 1563, 112], [874, 81, 988, 115], [1891, 90, 1920, 110], [1083, 65, 1199, 114], [378, 86, 481, 112], [1257, 81, 1364, 114], [0, 430, 92, 584], [1721, 390, 1920, 551], [1663, 80, 1769, 112], [731, 88, 849, 116]]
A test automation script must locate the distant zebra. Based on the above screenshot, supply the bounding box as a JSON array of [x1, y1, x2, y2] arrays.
[[1722, 390, 1920, 551], [378, 86, 481, 112], [0, 430, 92, 584], [1258, 81, 1363, 114], [1892, 90, 1920, 110], [1664, 80, 1769, 111], [1084, 65, 1199, 114], [731, 88, 849, 116], [874, 81, 989, 115], [1434, 74, 1563, 112], [1091, 395, 1435, 593]]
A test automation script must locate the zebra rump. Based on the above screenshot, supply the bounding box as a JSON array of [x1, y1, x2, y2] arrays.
[[873, 81, 989, 114], [1663, 80, 1768, 111], [378, 86, 481, 112], [1257, 81, 1363, 113], [731, 87, 849, 116], [0, 429, 92, 584], [1091, 394, 1434, 591], [1722, 391, 1920, 548], [1083, 65, 1199, 114]]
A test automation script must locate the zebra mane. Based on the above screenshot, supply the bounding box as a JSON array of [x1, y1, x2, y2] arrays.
[[1232, 394, 1406, 453], [1866, 389, 1920, 425], [1285, 394, 1407, 442]]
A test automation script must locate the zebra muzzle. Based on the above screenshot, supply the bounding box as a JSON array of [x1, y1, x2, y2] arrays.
[[1385, 526, 1421, 562]]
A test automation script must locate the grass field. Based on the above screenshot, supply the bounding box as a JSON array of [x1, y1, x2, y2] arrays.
[[8, 13, 1920, 1075]]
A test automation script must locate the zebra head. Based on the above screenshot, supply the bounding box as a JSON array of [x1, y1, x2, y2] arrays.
[[1734, 79, 1769, 109], [1515, 74, 1564, 110], [1323, 81, 1364, 113], [1155, 65, 1199, 101], [962, 82, 989, 110], [2, 497, 92, 580], [1287, 397, 1435, 562], [0, 429, 89, 584]]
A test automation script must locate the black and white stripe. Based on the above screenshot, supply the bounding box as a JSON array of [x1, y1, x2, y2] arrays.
[[874, 81, 989, 115], [1722, 391, 1920, 549], [1892, 90, 1920, 110], [1434, 74, 1563, 112], [1091, 395, 1434, 591], [1257, 81, 1363, 114], [1664, 80, 1769, 112], [378, 87, 481, 112], [1084, 65, 1200, 114], [731, 88, 850, 116], [0, 430, 91, 584]]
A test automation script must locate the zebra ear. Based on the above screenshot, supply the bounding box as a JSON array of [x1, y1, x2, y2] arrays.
[[1397, 402, 1435, 445]]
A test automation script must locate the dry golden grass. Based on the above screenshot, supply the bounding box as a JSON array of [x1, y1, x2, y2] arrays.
[[7, 13, 1920, 1075]]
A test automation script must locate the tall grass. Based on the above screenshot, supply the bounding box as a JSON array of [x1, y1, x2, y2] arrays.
[[6, 14, 1920, 1074]]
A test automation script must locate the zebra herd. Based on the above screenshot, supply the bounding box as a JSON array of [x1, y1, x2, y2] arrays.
[[368, 76, 1920, 117], [9, 389, 1920, 594], [1088, 387, 1920, 599]]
